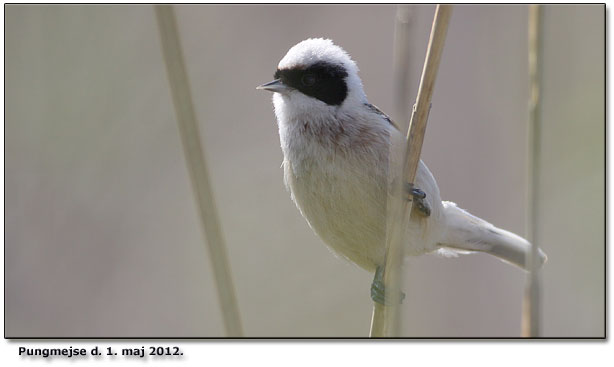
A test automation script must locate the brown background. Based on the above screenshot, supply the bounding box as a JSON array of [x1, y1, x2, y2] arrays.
[[5, 4, 604, 337]]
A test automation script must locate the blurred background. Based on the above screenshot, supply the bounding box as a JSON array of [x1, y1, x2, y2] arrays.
[[5, 4, 604, 337]]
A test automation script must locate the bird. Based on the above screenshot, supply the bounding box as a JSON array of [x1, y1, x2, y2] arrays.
[[257, 38, 546, 304]]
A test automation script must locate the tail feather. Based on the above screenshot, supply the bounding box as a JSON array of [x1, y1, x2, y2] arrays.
[[438, 201, 547, 270]]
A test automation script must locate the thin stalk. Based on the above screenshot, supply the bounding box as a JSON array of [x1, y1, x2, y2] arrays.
[[154, 5, 244, 337], [369, 4, 415, 338], [522, 4, 543, 338], [370, 4, 452, 337], [392, 5, 415, 132]]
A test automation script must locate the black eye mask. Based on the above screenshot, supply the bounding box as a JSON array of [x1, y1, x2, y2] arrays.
[[274, 61, 348, 106]]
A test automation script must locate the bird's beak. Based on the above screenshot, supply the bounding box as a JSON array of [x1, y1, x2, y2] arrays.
[[256, 79, 292, 94]]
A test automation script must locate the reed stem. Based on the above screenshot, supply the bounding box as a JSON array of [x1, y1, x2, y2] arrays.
[[155, 5, 244, 337], [392, 5, 415, 132], [522, 4, 543, 338], [370, 4, 452, 337]]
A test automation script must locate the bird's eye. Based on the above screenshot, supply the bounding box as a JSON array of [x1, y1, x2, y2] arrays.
[[301, 74, 316, 87]]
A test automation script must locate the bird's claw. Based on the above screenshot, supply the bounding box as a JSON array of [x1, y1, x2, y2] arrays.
[[370, 266, 406, 305], [405, 184, 431, 217]]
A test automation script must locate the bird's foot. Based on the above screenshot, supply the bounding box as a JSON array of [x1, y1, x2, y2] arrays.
[[370, 265, 406, 305], [405, 183, 431, 217]]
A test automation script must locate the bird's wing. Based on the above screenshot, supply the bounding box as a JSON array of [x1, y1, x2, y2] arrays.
[[364, 103, 400, 131]]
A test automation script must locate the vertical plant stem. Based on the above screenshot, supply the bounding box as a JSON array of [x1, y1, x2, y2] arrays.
[[392, 5, 415, 132], [155, 5, 244, 337], [522, 4, 543, 338], [370, 4, 452, 337], [370, 5, 415, 337]]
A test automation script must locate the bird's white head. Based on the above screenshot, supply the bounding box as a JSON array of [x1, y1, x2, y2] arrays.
[[258, 38, 367, 123]]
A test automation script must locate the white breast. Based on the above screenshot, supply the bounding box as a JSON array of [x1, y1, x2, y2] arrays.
[[282, 126, 387, 271], [274, 95, 445, 271]]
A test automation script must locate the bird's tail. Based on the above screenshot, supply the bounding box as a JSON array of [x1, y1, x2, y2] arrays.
[[437, 201, 547, 270]]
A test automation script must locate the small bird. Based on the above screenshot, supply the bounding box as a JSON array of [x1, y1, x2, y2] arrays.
[[258, 38, 546, 304]]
